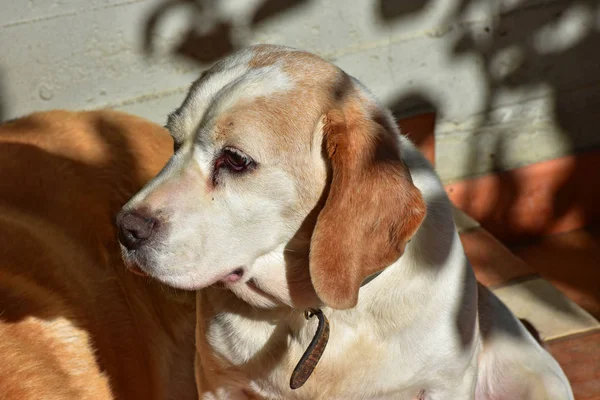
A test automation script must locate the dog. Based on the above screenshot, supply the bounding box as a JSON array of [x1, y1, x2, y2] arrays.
[[117, 45, 574, 399], [0, 110, 197, 399]]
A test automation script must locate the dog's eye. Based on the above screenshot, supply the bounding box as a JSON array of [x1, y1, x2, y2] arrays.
[[220, 148, 253, 172]]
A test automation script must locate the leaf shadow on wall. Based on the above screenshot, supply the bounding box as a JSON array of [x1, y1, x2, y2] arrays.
[[142, 0, 311, 64]]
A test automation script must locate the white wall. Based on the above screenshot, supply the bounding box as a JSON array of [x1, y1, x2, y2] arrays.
[[1, 0, 598, 182]]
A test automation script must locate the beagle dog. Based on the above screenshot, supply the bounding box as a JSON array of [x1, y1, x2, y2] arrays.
[[117, 45, 574, 399], [0, 110, 197, 399]]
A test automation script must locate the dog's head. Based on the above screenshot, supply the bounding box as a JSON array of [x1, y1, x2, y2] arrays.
[[117, 45, 426, 310]]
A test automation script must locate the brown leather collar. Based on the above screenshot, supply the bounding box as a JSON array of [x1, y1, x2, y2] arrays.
[[289, 309, 330, 389], [289, 259, 397, 389]]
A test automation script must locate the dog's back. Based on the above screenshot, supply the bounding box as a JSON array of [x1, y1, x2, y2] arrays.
[[0, 111, 197, 399]]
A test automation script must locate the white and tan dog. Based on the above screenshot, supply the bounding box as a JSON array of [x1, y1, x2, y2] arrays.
[[117, 45, 573, 399]]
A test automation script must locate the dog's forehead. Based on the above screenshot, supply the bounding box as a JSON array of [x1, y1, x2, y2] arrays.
[[167, 46, 340, 145]]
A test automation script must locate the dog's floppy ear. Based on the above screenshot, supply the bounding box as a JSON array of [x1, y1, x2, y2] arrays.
[[309, 108, 426, 310]]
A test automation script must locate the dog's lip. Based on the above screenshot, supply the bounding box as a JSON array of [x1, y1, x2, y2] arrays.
[[218, 267, 246, 285], [127, 263, 149, 277]]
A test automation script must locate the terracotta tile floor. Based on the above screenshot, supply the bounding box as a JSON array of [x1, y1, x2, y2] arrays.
[[455, 213, 600, 399], [511, 228, 600, 399], [513, 228, 600, 320], [546, 330, 600, 400], [460, 227, 536, 288]]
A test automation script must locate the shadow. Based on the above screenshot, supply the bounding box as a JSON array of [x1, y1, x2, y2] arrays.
[[175, 21, 235, 63], [144, 0, 236, 63], [143, 0, 312, 64], [520, 318, 544, 345], [387, 92, 437, 120], [512, 229, 600, 321], [0, 112, 196, 399], [379, 0, 600, 344], [251, 0, 311, 26], [378, 0, 432, 21], [143, 0, 233, 63], [446, 0, 600, 243], [388, 92, 438, 164]]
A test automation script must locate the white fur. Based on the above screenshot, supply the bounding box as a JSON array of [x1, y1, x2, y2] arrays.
[[120, 45, 574, 400]]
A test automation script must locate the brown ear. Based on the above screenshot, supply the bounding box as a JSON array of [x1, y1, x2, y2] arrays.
[[309, 109, 427, 309]]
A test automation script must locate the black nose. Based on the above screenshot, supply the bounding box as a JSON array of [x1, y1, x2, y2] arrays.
[[116, 209, 158, 250]]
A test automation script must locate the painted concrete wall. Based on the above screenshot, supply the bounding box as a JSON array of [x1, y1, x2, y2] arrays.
[[1, 0, 598, 182]]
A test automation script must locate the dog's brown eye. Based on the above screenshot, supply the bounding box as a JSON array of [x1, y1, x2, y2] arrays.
[[221, 148, 252, 172]]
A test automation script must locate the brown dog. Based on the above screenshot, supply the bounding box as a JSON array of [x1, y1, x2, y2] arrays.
[[0, 110, 197, 399]]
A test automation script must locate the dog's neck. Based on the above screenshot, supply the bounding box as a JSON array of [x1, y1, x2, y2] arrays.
[[358, 238, 410, 287], [361, 270, 384, 286]]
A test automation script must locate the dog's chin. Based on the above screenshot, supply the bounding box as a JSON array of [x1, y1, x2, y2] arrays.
[[124, 261, 286, 308], [120, 248, 293, 307], [121, 254, 251, 292], [152, 274, 226, 291]]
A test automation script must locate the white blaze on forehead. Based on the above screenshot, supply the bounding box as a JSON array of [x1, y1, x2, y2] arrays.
[[207, 63, 294, 121], [171, 55, 253, 139], [169, 51, 294, 143]]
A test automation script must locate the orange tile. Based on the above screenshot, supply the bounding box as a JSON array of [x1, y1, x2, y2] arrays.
[[546, 329, 600, 400], [446, 149, 600, 244], [513, 229, 600, 320], [460, 227, 536, 287], [398, 112, 435, 166]]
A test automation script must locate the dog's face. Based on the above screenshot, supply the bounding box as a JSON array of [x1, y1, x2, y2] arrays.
[[117, 45, 426, 310]]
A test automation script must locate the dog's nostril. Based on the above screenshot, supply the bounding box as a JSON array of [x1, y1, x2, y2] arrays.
[[128, 217, 155, 239], [232, 268, 244, 278], [117, 210, 158, 250]]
